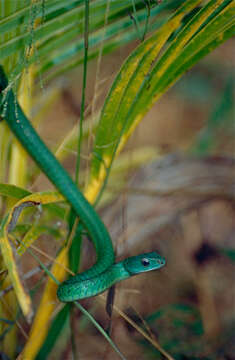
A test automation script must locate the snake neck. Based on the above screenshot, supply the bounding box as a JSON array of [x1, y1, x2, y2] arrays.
[[110, 261, 130, 282], [57, 261, 131, 302]]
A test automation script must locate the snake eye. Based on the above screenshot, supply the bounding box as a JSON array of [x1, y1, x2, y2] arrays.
[[141, 258, 150, 266]]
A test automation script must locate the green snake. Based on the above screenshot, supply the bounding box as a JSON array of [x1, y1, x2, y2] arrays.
[[0, 65, 165, 302]]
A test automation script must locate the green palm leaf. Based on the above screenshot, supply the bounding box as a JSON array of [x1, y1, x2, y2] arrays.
[[89, 0, 234, 198], [0, 0, 181, 81]]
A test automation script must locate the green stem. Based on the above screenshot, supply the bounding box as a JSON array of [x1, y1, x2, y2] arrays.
[[75, 0, 89, 183], [142, 0, 151, 41], [68, 0, 90, 280], [74, 301, 127, 360], [131, 0, 142, 41]]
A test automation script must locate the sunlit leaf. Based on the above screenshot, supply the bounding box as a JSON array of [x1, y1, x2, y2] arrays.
[[88, 0, 234, 203]]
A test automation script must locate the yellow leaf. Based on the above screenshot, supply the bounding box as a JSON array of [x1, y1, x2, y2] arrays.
[[0, 192, 64, 320]]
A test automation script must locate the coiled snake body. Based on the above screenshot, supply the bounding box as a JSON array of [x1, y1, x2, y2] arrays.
[[0, 66, 165, 302]]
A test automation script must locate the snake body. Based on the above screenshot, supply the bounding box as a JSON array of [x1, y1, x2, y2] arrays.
[[0, 66, 165, 302]]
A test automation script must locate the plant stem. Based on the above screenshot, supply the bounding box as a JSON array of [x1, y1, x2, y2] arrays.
[[75, 0, 89, 183]]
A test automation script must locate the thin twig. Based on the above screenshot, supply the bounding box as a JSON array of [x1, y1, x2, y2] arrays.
[[0, 262, 51, 298], [106, 298, 175, 360]]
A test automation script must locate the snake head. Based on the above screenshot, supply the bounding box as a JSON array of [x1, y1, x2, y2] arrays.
[[123, 251, 165, 275]]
